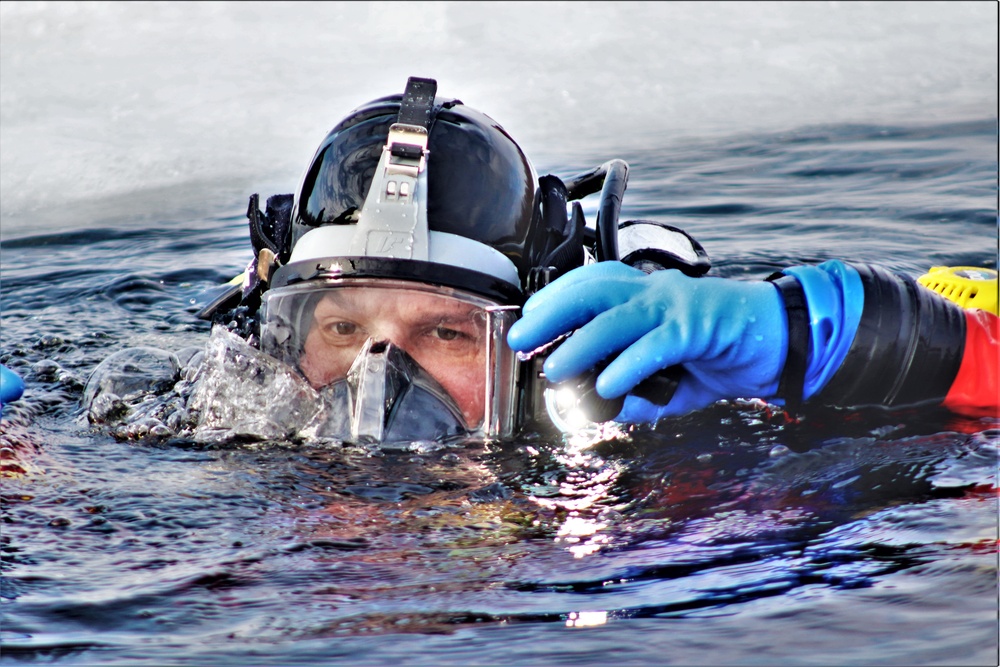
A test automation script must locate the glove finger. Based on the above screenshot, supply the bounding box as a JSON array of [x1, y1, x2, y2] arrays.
[[521, 262, 646, 314], [616, 393, 673, 423], [541, 301, 659, 382], [596, 323, 696, 398], [617, 376, 722, 422], [508, 275, 645, 353]]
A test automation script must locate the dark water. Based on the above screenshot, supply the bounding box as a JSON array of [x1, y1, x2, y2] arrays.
[[1, 120, 998, 666]]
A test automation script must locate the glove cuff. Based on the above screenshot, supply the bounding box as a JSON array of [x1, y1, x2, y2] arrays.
[[767, 274, 809, 412]]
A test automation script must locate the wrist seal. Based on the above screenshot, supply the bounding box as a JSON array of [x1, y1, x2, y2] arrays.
[[816, 264, 966, 408], [767, 274, 809, 412]]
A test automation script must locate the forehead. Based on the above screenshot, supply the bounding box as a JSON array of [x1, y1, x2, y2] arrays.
[[313, 287, 484, 320]]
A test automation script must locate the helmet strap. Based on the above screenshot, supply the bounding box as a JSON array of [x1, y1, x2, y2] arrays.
[[350, 77, 438, 262]]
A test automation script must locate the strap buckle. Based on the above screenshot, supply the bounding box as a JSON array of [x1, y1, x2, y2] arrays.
[[384, 123, 429, 179]]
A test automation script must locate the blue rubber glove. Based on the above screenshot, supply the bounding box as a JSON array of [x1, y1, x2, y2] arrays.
[[1, 364, 25, 407], [507, 262, 789, 422]]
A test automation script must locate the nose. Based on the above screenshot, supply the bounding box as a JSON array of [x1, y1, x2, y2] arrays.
[[366, 323, 415, 357]]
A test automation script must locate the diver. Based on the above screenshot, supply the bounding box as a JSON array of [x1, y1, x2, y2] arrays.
[[153, 76, 998, 442]]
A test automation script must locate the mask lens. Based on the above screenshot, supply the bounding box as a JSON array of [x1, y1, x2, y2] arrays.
[[260, 280, 521, 442]]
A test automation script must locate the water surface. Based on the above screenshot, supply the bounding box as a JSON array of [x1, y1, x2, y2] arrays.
[[1, 3, 998, 665]]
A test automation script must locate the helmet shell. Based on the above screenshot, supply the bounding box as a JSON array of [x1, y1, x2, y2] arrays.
[[291, 95, 540, 282]]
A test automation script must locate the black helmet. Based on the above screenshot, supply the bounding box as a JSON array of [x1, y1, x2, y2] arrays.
[[293, 96, 538, 270]]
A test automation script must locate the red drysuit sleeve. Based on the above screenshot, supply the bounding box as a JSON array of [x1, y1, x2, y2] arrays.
[[942, 309, 999, 417]]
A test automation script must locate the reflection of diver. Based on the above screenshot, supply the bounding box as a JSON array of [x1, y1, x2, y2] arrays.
[[182, 76, 995, 444]]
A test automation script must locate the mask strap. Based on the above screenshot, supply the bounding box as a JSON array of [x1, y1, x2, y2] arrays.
[[351, 77, 438, 262]]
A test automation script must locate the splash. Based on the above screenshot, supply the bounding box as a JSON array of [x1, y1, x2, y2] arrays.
[[185, 327, 326, 442], [82, 327, 331, 444]]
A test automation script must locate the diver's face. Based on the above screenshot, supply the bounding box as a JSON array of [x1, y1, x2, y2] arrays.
[[299, 288, 488, 426]]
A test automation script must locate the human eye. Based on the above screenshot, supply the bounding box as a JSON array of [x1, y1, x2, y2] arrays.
[[319, 319, 364, 344], [332, 322, 358, 336], [432, 325, 463, 342], [421, 319, 484, 353]]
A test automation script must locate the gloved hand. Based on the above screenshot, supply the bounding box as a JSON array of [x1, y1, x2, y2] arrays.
[[507, 262, 790, 422], [1, 364, 25, 407]]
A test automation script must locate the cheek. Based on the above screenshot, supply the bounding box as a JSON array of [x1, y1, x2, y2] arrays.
[[300, 330, 353, 388], [422, 357, 486, 427]]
